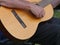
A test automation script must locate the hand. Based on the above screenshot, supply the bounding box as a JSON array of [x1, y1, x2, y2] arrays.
[[30, 4, 45, 18], [0, 0, 45, 18]]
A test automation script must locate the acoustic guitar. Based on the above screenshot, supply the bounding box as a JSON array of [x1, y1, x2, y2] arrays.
[[0, 0, 53, 40]]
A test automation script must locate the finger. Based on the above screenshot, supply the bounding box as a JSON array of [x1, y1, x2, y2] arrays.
[[42, 10, 45, 16], [0, 0, 1, 1], [19, 0, 28, 1], [0, 3, 6, 6], [39, 9, 45, 18], [0, 3, 8, 7], [0, 1, 7, 5], [41, 9, 45, 17], [0, 0, 5, 2]]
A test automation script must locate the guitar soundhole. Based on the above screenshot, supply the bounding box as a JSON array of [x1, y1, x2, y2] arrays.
[[11, 10, 27, 28]]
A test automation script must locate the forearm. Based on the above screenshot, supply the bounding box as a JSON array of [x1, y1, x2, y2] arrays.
[[18, 1, 33, 10], [51, 0, 60, 8]]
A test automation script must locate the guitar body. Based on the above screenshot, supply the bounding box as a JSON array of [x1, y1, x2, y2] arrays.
[[0, 0, 53, 40]]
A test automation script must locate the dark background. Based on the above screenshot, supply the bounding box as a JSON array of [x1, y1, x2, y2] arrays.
[[55, 5, 60, 9]]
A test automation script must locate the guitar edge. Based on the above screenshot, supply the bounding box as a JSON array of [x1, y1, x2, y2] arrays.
[[0, 20, 21, 40]]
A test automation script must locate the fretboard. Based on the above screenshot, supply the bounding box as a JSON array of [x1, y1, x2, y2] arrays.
[[37, 0, 53, 7]]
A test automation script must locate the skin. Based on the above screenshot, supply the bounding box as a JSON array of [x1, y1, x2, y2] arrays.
[[0, 0, 60, 18]]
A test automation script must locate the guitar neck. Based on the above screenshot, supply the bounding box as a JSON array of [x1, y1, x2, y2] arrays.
[[37, 0, 53, 7]]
